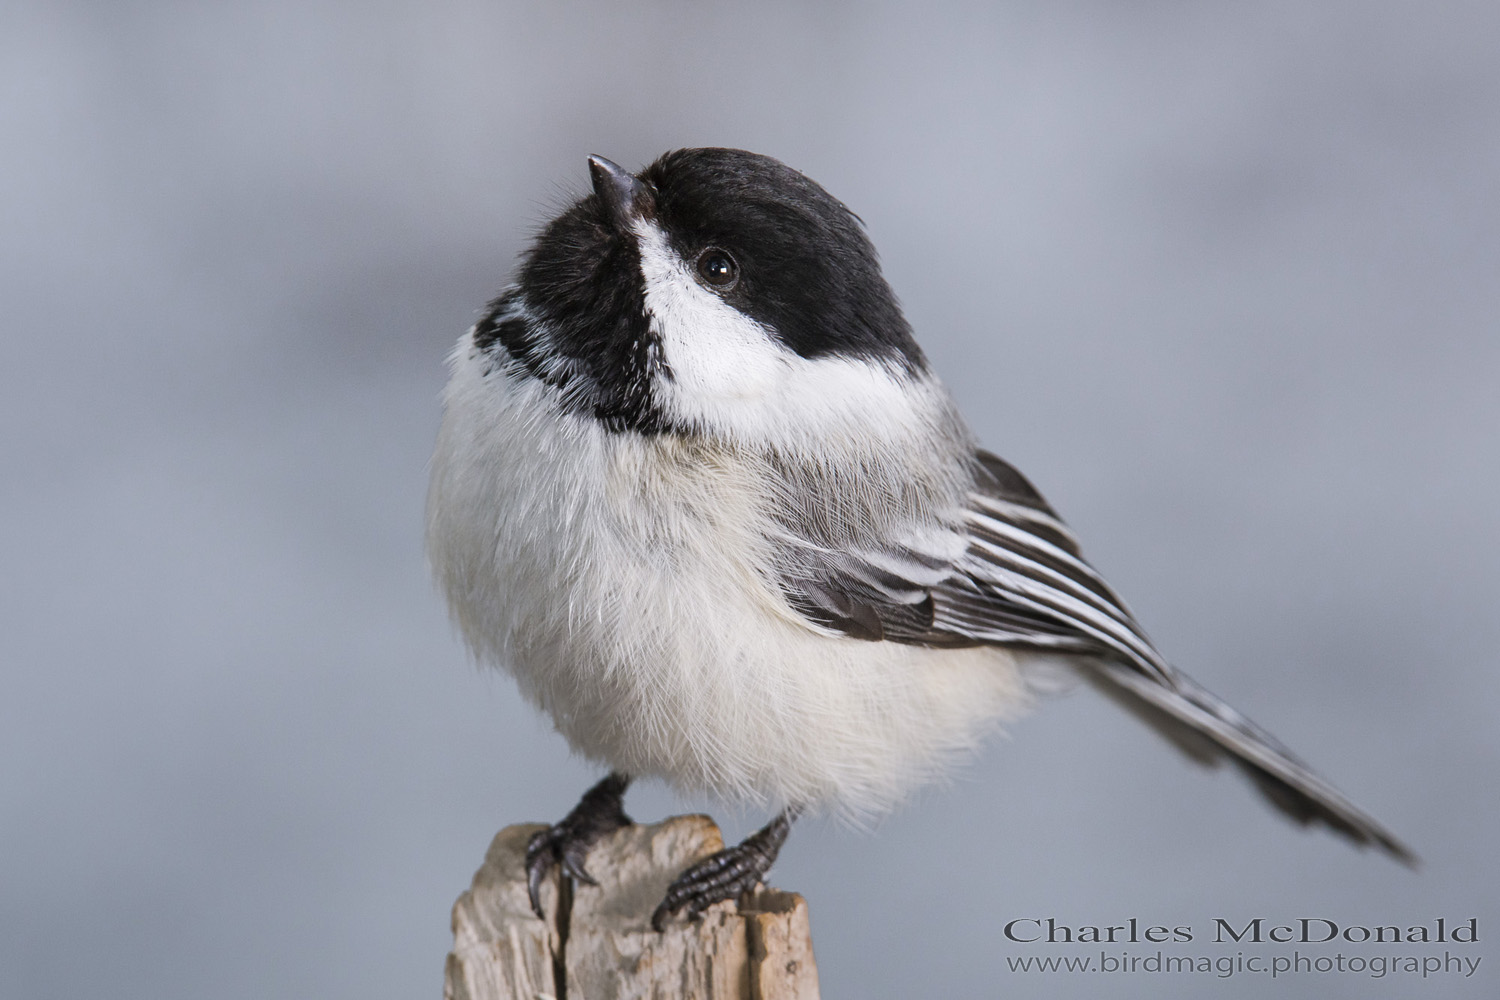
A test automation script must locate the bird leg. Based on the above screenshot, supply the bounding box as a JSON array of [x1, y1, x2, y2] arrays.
[[525, 772, 632, 918], [651, 807, 798, 932]]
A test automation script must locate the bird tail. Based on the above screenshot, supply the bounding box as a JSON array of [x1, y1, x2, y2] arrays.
[[1085, 659, 1417, 866]]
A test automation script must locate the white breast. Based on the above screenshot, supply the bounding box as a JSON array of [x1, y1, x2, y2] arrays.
[[426, 330, 1036, 819]]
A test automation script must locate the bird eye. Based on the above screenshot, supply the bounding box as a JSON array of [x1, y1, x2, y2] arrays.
[[695, 248, 739, 289]]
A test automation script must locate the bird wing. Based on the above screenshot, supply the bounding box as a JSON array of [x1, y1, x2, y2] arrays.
[[777, 449, 1165, 669], [775, 448, 1415, 864]]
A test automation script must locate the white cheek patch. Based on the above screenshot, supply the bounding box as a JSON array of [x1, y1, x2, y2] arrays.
[[633, 222, 785, 403], [632, 221, 935, 451]]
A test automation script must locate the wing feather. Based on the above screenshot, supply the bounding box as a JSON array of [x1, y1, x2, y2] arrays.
[[775, 447, 1414, 863]]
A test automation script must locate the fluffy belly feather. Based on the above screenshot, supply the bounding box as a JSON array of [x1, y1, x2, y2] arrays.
[[427, 350, 1032, 817]]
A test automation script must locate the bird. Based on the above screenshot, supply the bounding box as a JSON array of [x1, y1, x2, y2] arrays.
[[425, 147, 1413, 931]]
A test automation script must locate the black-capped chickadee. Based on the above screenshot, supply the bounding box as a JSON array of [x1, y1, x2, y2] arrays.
[[426, 148, 1413, 931]]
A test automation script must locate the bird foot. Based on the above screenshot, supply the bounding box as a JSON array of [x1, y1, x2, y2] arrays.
[[651, 809, 794, 932], [525, 772, 632, 918]]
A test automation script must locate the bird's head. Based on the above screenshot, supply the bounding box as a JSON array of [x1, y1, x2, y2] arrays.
[[482, 148, 937, 449]]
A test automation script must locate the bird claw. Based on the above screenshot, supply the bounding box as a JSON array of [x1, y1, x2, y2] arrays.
[[523, 773, 631, 919], [651, 810, 793, 932]]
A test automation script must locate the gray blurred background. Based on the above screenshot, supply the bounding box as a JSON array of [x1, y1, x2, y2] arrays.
[[3, 2, 1496, 998]]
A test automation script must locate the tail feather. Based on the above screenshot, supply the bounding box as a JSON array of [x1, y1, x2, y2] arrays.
[[1087, 660, 1417, 866]]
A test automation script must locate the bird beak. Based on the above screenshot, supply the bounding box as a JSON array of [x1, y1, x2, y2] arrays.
[[588, 155, 655, 228]]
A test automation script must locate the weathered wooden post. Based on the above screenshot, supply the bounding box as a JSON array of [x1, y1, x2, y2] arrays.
[[445, 815, 820, 1000]]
